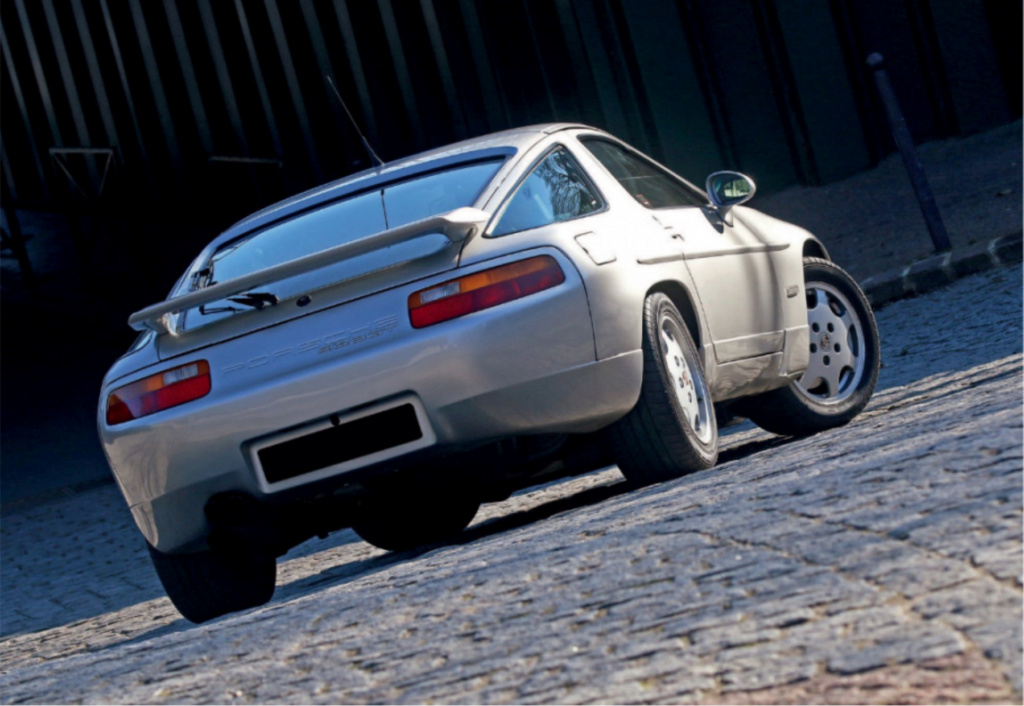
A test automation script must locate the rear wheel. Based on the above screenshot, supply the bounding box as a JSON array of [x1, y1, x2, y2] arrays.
[[610, 293, 718, 486], [352, 490, 480, 552], [739, 258, 880, 436], [147, 543, 276, 624]]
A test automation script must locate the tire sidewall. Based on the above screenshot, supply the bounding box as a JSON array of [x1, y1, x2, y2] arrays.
[[645, 294, 718, 461], [148, 543, 276, 623], [793, 259, 880, 418]]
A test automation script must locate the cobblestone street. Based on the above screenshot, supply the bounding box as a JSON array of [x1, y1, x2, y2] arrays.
[[1, 265, 1021, 704]]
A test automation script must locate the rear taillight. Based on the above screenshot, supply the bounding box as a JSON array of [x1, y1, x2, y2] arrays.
[[408, 255, 565, 328], [106, 360, 211, 426]]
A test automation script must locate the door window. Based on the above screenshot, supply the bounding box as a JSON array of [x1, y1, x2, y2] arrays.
[[581, 138, 705, 209]]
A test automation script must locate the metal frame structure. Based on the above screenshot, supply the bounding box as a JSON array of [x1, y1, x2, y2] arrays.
[[0, 0, 1016, 213]]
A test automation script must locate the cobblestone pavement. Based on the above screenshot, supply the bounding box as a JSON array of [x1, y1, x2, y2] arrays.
[[1, 265, 1021, 704]]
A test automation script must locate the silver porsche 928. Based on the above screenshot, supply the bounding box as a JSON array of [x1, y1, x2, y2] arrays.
[[99, 124, 880, 623]]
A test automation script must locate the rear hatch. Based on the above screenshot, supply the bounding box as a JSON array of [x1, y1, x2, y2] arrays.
[[132, 159, 504, 361]]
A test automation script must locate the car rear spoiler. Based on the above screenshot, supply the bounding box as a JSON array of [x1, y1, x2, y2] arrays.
[[128, 207, 490, 335]]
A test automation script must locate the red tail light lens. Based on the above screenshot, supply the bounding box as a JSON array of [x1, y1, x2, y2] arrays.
[[408, 255, 566, 328], [106, 360, 211, 426]]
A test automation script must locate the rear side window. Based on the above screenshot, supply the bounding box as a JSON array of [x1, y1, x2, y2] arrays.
[[492, 148, 603, 236], [580, 138, 705, 209]]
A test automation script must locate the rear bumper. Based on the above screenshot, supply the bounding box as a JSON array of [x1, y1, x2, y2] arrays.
[[99, 248, 642, 551], [125, 351, 640, 552]]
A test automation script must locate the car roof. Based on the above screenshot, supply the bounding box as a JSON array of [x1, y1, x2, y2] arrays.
[[215, 123, 595, 245], [376, 122, 592, 169]]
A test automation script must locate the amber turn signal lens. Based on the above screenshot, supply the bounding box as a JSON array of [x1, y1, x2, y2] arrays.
[[408, 255, 565, 328], [106, 360, 211, 426]]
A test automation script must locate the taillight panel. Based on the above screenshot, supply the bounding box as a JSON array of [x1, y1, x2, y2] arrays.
[[408, 255, 566, 328], [106, 360, 211, 426]]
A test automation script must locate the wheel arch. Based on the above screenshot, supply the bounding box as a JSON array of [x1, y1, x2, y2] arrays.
[[646, 280, 703, 350], [802, 238, 830, 261]]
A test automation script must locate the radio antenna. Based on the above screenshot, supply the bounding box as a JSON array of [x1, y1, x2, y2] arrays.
[[326, 76, 385, 171]]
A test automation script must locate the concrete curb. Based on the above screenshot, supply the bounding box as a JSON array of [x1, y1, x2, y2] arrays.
[[859, 231, 1023, 309]]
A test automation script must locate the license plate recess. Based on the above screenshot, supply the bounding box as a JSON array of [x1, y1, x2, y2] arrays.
[[250, 396, 435, 493]]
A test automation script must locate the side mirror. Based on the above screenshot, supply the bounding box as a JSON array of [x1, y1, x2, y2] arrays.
[[705, 171, 756, 221]]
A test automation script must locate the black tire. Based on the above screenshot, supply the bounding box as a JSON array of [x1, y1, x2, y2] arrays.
[[147, 543, 276, 624], [352, 491, 480, 552], [610, 293, 718, 485], [739, 257, 880, 436]]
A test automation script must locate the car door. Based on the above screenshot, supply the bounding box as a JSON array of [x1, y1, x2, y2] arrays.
[[577, 137, 784, 364]]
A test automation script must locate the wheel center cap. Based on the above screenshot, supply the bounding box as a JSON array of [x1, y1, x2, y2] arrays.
[[819, 333, 832, 350]]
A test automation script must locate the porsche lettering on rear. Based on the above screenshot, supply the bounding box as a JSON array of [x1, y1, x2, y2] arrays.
[[221, 315, 401, 374], [318, 315, 400, 354]]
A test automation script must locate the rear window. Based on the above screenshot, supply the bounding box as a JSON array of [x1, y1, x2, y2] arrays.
[[181, 159, 503, 330], [205, 159, 503, 285]]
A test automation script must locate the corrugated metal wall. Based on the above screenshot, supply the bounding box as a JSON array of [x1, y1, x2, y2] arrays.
[[1, 0, 1017, 215]]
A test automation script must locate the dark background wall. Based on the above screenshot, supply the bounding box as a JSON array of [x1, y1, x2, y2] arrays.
[[0, 0, 1019, 502], [2, 0, 1019, 217]]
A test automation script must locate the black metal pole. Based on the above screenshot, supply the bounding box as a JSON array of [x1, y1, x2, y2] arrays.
[[866, 52, 952, 254]]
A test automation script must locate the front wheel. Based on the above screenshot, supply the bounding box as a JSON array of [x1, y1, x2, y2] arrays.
[[610, 293, 718, 486], [148, 543, 276, 624], [739, 257, 880, 436]]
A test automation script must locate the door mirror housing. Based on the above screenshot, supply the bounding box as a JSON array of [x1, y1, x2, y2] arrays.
[[705, 171, 756, 220]]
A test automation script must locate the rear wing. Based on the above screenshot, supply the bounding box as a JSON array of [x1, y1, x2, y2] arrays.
[[128, 207, 490, 335]]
